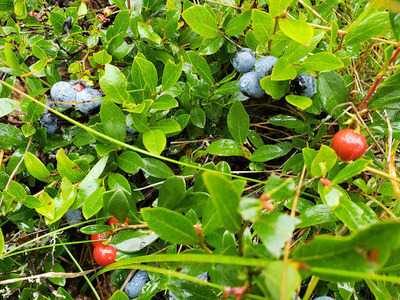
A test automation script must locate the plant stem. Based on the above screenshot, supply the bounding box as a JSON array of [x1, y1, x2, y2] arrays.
[[357, 46, 400, 112]]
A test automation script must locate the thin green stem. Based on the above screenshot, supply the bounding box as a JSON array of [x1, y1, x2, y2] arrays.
[[0, 80, 264, 184], [59, 238, 101, 300]]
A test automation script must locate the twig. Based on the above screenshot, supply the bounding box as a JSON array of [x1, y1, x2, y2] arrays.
[[280, 165, 307, 299], [0, 270, 95, 285], [357, 46, 400, 112]]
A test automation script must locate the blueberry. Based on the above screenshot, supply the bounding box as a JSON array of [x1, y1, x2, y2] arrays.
[[125, 270, 149, 299], [239, 72, 265, 98], [313, 297, 335, 300], [50, 81, 77, 109], [75, 88, 103, 114], [40, 112, 58, 134], [254, 56, 278, 78], [65, 209, 83, 225], [197, 272, 208, 281], [290, 74, 317, 98], [232, 48, 256, 73]]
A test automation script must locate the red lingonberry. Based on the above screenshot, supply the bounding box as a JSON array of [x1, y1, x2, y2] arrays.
[[332, 128, 367, 161], [93, 244, 117, 266]]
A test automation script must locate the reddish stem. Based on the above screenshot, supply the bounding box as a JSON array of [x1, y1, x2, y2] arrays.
[[357, 46, 400, 112]]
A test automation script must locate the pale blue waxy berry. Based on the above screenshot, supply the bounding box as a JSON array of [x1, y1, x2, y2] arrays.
[[290, 74, 317, 98], [40, 112, 58, 134], [232, 48, 256, 73], [75, 87, 102, 114], [65, 209, 83, 225], [239, 72, 265, 98], [50, 81, 76, 108], [313, 297, 335, 300], [125, 270, 149, 299], [254, 56, 278, 78]]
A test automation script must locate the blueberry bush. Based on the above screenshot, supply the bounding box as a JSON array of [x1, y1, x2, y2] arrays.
[[1, 0, 400, 299]]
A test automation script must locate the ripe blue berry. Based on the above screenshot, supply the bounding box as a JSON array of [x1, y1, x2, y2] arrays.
[[40, 112, 58, 134], [313, 297, 335, 300], [50, 81, 76, 109], [254, 56, 277, 78], [239, 72, 265, 98], [75, 88, 103, 114], [125, 270, 149, 299], [290, 74, 317, 97], [232, 48, 256, 73], [65, 209, 83, 225]]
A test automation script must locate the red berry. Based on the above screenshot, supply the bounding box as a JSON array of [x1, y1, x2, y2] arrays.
[[332, 129, 367, 161], [107, 216, 128, 226], [90, 232, 109, 247], [93, 244, 117, 266]]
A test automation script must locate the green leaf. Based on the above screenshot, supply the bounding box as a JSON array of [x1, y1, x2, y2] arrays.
[[111, 230, 158, 253], [117, 151, 144, 175], [319, 184, 376, 231], [56, 149, 85, 183], [143, 129, 166, 155], [207, 139, 244, 157], [332, 159, 371, 185], [190, 107, 206, 128], [279, 17, 314, 46], [271, 58, 297, 81], [142, 207, 198, 244], [255, 213, 299, 257], [137, 21, 162, 44], [250, 142, 292, 162], [162, 62, 182, 91], [260, 77, 289, 99], [109, 290, 129, 300], [318, 72, 348, 114], [47, 178, 76, 224], [35, 192, 55, 220], [106, 189, 130, 222], [182, 5, 219, 38], [142, 158, 174, 178], [0, 98, 18, 118], [298, 204, 336, 228], [270, 0, 293, 17], [99, 64, 130, 104], [185, 51, 213, 85], [0, 228, 4, 256], [79, 156, 108, 198], [225, 10, 252, 36], [0, 123, 25, 149], [303, 52, 344, 72], [264, 261, 301, 300], [310, 145, 337, 177], [369, 72, 400, 110], [390, 12, 400, 40], [24, 152, 50, 182], [293, 223, 400, 279], [268, 115, 306, 133], [152, 95, 178, 111], [158, 176, 186, 209], [227, 102, 249, 145], [80, 224, 111, 235], [82, 187, 105, 219], [14, 0, 27, 19], [131, 55, 158, 94], [203, 172, 241, 232], [93, 50, 112, 65], [344, 11, 390, 47], [100, 100, 126, 141], [251, 10, 273, 44], [285, 95, 312, 110]]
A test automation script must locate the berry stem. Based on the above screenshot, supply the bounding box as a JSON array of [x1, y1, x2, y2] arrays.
[[357, 46, 400, 112]]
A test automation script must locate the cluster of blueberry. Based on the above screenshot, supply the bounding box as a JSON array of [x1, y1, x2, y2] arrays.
[[40, 80, 102, 134], [233, 48, 317, 99]]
